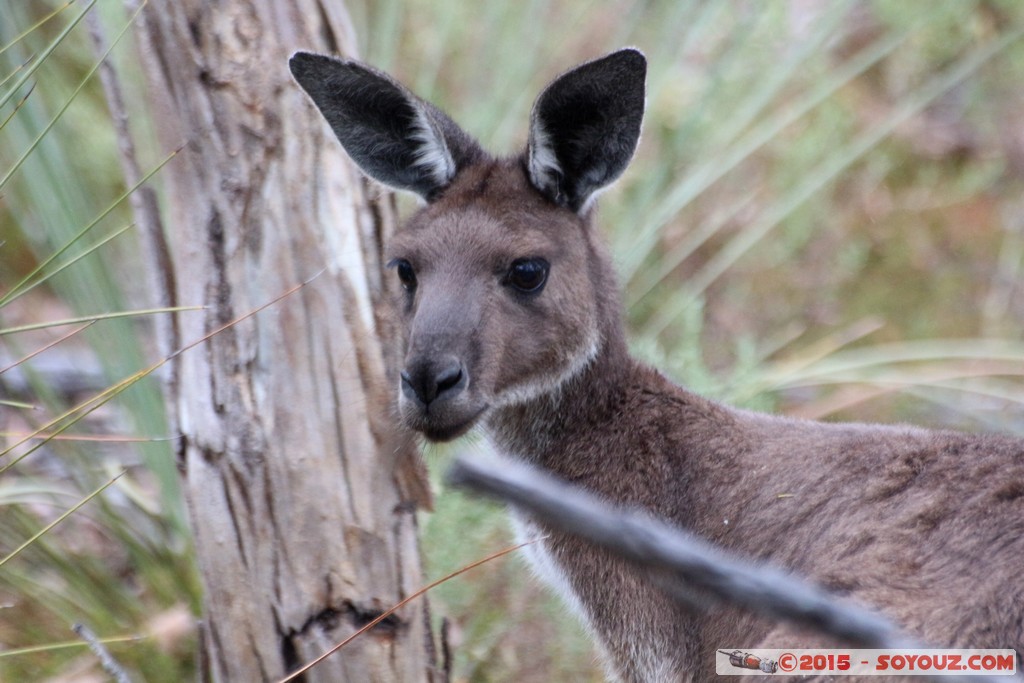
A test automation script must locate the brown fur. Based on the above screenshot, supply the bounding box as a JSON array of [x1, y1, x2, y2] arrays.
[[290, 48, 1024, 682], [417, 163, 1024, 681]]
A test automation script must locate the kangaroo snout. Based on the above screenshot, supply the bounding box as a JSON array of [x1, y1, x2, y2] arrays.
[[400, 356, 466, 408], [398, 350, 482, 442]]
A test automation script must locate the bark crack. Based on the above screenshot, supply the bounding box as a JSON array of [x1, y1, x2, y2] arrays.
[[221, 471, 250, 571], [207, 210, 234, 326], [289, 599, 405, 641]]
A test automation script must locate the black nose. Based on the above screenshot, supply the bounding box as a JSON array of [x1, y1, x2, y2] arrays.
[[400, 357, 466, 408]]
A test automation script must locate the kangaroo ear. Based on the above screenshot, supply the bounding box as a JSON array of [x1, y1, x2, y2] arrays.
[[527, 48, 646, 213], [289, 52, 483, 201]]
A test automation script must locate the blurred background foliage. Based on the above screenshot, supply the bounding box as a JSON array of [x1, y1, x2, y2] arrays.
[[2, 0, 1024, 681]]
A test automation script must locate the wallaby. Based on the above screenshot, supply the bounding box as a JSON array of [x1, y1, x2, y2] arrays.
[[289, 48, 1024, 682]]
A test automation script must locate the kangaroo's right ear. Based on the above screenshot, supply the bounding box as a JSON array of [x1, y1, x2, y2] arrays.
[[289, 52, 483, 201]]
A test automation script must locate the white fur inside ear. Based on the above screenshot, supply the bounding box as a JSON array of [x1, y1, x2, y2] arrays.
[[409, 108, 456, 186], [527, 118, 562, 199]]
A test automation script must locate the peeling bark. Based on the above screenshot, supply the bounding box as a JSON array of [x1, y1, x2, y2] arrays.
[[126, 1, 436, 680]]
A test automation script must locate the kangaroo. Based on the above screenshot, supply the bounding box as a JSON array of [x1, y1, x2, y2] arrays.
[[289, 48, 1024, 682]]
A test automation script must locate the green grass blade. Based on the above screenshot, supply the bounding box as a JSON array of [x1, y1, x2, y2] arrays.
[[0, 305, 202, 336], [0, 372, 138, 471], [0, 79, 35, 130], [2, 223, 133, 304], [726, 318, 886, 404], [642, 24, 1024, 340], [0, 0, 95, 111], [621, 26, 913, 285], [771, 339, 1024, 385], [0, 0, 145, 192], [1, 399, 36, 409], [619, 3, 864, 277], [0, 470, 125, 569], [625, 29, 910, 303], [0, 52, 34, 93], [0, 146, 180, 308], [0, 634, 142, 660], [705, 0, 855, 152], [0, 0, 77, 58]]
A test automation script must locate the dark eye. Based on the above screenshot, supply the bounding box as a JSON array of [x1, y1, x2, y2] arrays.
[[388, 258, 417, 291], [506, 257, 549, 294]]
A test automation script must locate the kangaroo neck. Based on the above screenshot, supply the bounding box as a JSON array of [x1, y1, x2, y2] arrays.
[[485, 324, 634, 467]]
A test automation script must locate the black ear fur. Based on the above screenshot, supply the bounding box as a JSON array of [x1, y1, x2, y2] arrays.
[[527, 48, 647, 212], [289, 52, 483, 200]]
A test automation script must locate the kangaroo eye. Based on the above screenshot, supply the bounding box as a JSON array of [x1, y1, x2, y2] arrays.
[[506, 258, 549, 294], [388, 258, 417, 291]]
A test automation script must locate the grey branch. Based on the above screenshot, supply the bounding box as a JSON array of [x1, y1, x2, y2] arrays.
[[447, 455, 1017, 683], [72, 623, 133, 683]]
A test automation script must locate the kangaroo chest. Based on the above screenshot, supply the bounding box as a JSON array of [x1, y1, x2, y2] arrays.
[[509, 512, 592, 626]]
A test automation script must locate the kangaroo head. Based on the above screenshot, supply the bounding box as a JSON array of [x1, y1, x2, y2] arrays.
[[290, 49, 646, 441]]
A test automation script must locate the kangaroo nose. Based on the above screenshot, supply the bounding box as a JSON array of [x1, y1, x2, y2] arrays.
[[400, 357, 466, 408]]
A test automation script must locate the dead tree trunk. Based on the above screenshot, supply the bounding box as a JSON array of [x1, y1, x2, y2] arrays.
[[125, 1, 436, 680]]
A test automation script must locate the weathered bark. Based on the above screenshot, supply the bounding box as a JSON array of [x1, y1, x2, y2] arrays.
[[126, 1, 435, 680]]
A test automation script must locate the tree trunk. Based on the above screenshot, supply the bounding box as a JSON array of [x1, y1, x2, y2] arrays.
[[127, 1, 436, 680]]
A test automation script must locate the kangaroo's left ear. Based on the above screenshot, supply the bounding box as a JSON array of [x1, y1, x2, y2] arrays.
[[289, 52, 484, 201], [527, 48, 646, 213]]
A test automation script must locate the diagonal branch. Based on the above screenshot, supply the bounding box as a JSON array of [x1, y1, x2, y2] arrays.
[[447, 454, 1014, 683]]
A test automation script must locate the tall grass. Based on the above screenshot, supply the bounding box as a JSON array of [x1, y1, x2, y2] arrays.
[[1, 3, 196, 681], [2, 1, 1023, 681]]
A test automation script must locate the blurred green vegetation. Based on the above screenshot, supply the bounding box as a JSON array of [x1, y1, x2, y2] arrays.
[[2, 0, 1024, 681]]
